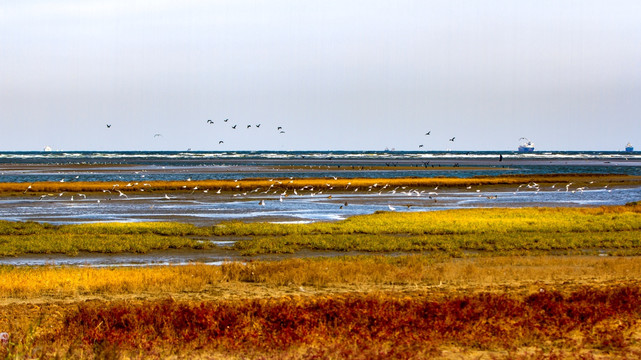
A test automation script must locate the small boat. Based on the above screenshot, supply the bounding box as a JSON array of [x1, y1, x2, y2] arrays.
[[518, 138, 535, 152], [625, 143, 634, 152], [43, 146, 52, 152]]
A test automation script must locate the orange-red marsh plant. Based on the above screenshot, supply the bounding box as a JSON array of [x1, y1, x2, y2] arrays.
[[48, 285, 641, 358]]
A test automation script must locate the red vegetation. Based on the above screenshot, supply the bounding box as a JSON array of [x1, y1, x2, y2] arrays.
[[58, 286, 641, 357]]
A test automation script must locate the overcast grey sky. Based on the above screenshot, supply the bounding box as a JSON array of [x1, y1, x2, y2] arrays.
[[1, 1, 640, 151]]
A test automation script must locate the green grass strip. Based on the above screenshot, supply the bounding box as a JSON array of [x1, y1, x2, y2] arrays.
[[0, 204, 640, 256]]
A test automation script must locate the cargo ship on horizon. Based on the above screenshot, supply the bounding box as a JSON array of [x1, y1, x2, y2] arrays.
[[518, 138, 535, 152]]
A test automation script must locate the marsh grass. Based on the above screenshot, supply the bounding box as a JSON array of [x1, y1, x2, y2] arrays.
[[3, 285, 641, 359], [2, 255, 641, 299], [3, 256, 641, 358], [226, 205, 641, 255], [1, 204, 640, 256], [0, 221, 209, 256], [4, 173, 640, 195]]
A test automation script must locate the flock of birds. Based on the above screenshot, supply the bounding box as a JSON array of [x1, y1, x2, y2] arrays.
[[27, 177, 609, 212], [105, 121, 460, 150], [106, 118, 286, 146], [417, 131, 455, 149], [204, 118, 286, 145]]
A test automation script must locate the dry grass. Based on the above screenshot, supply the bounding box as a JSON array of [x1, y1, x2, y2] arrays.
[[2, 254, 641, 358], [2, 284, 641, 359], [1, 255, 640, 301]]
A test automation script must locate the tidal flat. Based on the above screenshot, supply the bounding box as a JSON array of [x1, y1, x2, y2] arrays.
[[1, 174, 641, 358]]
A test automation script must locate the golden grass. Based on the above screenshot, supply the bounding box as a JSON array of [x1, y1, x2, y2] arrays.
[[225, 204, 641, 255], [5, 173, 640, 195], [2, 204, 641, 256], [1, 255, 640, 301]]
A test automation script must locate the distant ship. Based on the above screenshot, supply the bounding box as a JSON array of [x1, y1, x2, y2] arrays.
[[518, 138, 535, 152], [625, 142, 634, 152]]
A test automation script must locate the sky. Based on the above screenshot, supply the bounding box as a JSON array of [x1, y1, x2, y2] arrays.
[[1, 0, 640, 151]]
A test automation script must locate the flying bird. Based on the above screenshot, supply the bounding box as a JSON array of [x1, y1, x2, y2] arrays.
[[425, 131, 430, 135], [224, 118, 229, 122], [219, 140, 224, 144], [449, 137, 455, 142], [207, 120, 213, 124], [419, 144, 424, 148], [106, 124, 112, 128], [154, 134, 162, 137], [232, 125, 237, 129], [280, 131, 285, 134], [247, 125, 251, 128], [256, 124, 261, 128], [277, 126, 283, 130]]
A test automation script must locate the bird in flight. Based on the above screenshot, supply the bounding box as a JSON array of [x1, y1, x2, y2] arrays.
[[277, 126, 283, 130], [154, 134, 162, 137], [232, 125, 237, 129], [419, 144, 424, 148], [247, 125, 251, 128], [449, 137, 455, 142], [256, 124, 261, 128], [224, 118, 229, 122], [425, 131, 430, 135], [106, 124, 111, 128], [207, 120, 214, 124], [219, 140, 224, 144], [279, 130, 285, 134]]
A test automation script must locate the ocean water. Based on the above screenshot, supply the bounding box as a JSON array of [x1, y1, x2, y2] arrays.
[[0, 150, 639, 183]]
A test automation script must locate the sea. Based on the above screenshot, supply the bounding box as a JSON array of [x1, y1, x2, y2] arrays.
[[1, 150, 640, 183]]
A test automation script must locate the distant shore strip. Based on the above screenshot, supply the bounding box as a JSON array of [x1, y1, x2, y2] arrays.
[[5, 173, 640, 195]]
